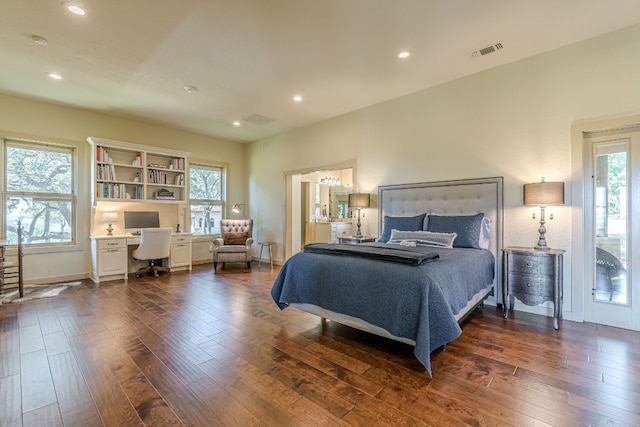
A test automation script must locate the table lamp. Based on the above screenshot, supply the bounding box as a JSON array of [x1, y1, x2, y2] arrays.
[[523, 178, 564, 250], [101, 212, 119, 236], [348, 193, 370, 238]]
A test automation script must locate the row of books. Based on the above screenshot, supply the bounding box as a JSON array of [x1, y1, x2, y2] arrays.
[[148, 170, 185, 185], [96, 146, 143, 166], [147, 158, 185, 170], [95, 146, 112, 163], [97, 164, 117, 181], [96, 183, 143, 199], [148, 169, 169, 184]]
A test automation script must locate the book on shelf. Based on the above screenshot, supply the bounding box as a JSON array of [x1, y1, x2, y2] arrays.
[[153, 189, 175, 200], [97, 163, 117, 181], [170, 158, 184, 170]]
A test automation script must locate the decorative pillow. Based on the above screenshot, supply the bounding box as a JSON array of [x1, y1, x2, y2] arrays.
[[380, 213, 427, 242], [427, 213, 484, 249], [224, 231, 249, 245], [479, 217, 492, 249], [388, 229, 457, 248]]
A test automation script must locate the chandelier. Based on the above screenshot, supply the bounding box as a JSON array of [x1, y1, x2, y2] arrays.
[[320, 176, 341, 185]]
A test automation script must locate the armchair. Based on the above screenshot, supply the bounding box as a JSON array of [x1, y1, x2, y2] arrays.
[[212, 219, 253, 272]]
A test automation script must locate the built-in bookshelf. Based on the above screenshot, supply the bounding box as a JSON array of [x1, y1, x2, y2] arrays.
[[87, 137, 190, 203]]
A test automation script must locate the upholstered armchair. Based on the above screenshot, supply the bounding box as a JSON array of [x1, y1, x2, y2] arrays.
[[211, 219, 253, 271]]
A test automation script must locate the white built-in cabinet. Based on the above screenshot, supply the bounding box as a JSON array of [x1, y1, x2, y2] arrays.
[[90, 237, 128, 282], [87, 137, 189, 203], [170, 235, 192, 268], [313, 222, 352, 243], [90, 234, 193, 283]]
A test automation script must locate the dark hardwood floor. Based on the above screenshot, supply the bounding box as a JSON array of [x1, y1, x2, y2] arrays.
[[2, 263, 640, 426]]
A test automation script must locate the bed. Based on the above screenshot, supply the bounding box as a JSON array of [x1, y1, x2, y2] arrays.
[[271, 177, 503, 375]]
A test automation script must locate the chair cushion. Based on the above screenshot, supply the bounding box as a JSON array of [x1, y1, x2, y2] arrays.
[[224, 232, 249, 245], [217, 245, 250, 253]]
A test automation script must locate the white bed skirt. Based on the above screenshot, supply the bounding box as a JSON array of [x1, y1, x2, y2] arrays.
[[290, 285, 492, 346]]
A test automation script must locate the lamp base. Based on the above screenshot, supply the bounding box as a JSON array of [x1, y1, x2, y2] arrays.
[[534, 206, 550, 250], [106, 224, 114, 236], [355, 209, 363, 237]]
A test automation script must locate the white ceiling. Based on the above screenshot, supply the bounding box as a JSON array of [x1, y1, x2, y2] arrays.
[[2, 1, 640, 143]]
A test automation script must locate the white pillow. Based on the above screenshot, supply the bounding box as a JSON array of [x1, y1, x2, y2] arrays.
[[388, 229, 457, 248], [479, 217, 492, 249]]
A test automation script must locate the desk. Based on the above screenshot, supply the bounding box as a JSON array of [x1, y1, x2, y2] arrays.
[[90, 233, 192, 283]]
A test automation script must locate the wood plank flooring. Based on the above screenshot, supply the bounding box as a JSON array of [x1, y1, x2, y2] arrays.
[[2, 263, 640, 426]]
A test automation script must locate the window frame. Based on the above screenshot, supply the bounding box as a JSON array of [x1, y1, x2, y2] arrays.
[[188, 162, 225, 237], [2, 137, 77, 246]]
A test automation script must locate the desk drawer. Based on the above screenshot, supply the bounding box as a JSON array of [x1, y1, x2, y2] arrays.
[[172, 236, 191, 244], [97, 239, 127, 250]]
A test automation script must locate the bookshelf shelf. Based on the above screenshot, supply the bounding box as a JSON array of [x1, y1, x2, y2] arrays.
[[87, 137, 190, 204]]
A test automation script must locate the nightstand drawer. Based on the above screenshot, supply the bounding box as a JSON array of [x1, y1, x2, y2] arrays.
[[507, 252, 554, 277], [508, 273, 554, 298]]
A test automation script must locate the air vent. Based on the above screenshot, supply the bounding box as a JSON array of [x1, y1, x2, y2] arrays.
[[242, 114, 275, 125], [471, 41, 504, 58]]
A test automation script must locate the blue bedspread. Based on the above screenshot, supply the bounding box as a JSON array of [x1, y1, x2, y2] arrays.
[[271, 244, 495, 376]]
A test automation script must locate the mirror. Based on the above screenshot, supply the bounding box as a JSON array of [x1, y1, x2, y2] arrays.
[[329, 185, 352, 219]]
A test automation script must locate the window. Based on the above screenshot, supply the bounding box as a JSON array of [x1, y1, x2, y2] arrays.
[[189, 164, 224, 236], [3, 139, 76, 245]]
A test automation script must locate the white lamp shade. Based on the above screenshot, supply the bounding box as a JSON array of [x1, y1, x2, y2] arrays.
[[348, 193, 370, 209], [523, 182, 564, 206], [101, 212, 119, 223]]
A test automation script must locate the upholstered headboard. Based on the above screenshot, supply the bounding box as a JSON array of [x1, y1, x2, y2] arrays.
[[378, 177, 504, 303]]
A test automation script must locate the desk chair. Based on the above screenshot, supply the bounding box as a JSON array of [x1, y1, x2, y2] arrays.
[[132, 228, 172, 278]]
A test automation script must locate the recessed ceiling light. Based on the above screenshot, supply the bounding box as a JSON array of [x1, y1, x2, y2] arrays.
[[62, 2, 86, 16], [46, 72, 63, 80], [397, 50, 411, 59], [183, 85, 197, 93], [31, 35, 48, 46], [233, 121, 241, 127], [293, 95, 303, 102]]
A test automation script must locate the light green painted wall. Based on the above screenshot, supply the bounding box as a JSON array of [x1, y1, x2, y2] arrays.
[[247, 23, 640, 322]]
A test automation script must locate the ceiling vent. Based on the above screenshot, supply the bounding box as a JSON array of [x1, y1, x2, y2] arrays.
[[471, 41, 504, 58], [242, 114, 275, 125]]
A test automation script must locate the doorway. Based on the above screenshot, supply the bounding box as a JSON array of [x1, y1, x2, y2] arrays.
[[583, 125, 639, 329], [283, 162, 356, 260]]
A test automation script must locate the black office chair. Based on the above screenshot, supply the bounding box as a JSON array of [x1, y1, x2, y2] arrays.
[[595, 247, 626, 301]]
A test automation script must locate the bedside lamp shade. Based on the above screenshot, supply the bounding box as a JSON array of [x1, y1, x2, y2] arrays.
[[348, 193, 370, 238], [348, 193, 370, 209], [101, 211, 118, 236], [523, 178, 564, 250], [523, 181, 564, 206]]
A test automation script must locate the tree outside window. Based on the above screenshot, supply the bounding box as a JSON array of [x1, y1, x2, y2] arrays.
[[4, 140, 75, 244], [189, 165, 223, 235]]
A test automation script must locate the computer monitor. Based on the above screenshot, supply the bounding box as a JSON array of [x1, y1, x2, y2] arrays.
[[123, 211, 160, 234]]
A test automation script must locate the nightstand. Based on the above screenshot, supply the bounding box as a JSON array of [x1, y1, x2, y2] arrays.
[[338, 236, 377, 244], [502, 246, 565, 329]]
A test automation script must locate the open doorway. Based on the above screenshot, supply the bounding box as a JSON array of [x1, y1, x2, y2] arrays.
[[284, 162, 356, 260]]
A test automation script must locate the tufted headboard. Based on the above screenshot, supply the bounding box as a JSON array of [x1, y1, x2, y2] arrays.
[[378, 177, 503, 303]]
